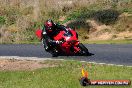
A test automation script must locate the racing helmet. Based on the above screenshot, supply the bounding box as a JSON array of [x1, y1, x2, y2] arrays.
[[44, 19, 55, 32]]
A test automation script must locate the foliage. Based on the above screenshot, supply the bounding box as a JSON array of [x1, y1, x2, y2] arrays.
[[0, 60, 131, 88], [1, 6, 22, 25], [93, 9, 120, 25], [0, 16, 6, 25], [0, 0, 131, 43]]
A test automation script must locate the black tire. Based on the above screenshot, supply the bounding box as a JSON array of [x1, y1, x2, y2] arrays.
[[78, 43, 89, 55], [49, 49, 58, 57], [51, 52, 58, 57]]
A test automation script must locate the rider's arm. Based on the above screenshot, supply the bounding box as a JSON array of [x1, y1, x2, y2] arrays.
[[55, 24, 69, 33], [42, 26, 61, 45]]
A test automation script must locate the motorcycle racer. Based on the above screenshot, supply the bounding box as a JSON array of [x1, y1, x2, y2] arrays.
[[42, 19, 69, 56], [36, 19, 93, 57]]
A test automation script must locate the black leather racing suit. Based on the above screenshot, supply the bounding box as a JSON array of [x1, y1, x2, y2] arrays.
[[42, 24, 69, 52]]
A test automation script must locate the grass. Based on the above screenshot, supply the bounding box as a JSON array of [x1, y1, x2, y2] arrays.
[[0, 60, 131, 88]]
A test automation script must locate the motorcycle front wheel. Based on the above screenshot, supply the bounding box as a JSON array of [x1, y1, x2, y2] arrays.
[[78, 43, 89, 55]]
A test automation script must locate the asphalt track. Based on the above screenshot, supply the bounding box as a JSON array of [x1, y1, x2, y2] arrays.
[[0, 44, 132, 66]]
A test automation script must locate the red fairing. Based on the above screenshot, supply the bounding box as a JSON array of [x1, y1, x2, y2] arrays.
[[35, 29, 42, 40], [54, 31, 65, 40], [53, 28, 80, 55]]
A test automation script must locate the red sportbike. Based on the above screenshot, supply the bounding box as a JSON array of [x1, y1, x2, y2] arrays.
[[36, 27, 92, 56]]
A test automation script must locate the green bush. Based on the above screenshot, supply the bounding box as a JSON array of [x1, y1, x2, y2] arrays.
[[93, 9, 120, 25], [0, 16, 6, 25], [69, 7, 94, 20], [67, 19, 90, 30]]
